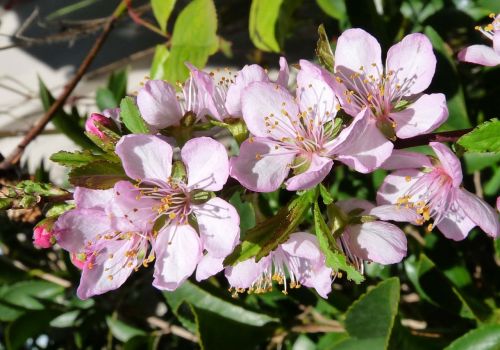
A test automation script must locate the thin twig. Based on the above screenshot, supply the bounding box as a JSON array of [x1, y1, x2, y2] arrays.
[[0, 1, 128, 171], [393, 128, 473, 149], [147, 316, 198, 342]]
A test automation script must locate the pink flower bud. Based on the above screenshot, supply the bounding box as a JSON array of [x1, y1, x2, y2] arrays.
[[85, 113, 114, 139], [70, 253, 86, 270], [33, 224, 55, 249]]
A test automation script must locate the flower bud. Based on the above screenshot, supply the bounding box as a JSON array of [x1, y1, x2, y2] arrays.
[[85, 113, 115, 140], [70, 253, 86, 270], [33, 219, 56, 249]]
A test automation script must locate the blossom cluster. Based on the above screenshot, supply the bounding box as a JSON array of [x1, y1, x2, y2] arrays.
[[36, 28, 499, 300]]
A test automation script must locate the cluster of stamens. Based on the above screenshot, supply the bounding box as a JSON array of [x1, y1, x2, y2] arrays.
[[475, 13, 499, 41]]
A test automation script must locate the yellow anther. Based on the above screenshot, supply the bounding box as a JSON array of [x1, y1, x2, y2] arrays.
[[255, 153, 262, 160], [169, 212, 177, 220], [405, 176, 411, 182]]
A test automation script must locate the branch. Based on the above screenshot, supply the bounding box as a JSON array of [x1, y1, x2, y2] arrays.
[[393, 128, 473, 149], [0, 1, 128, 171]]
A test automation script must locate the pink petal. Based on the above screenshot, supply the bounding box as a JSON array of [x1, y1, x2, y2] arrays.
[[280, 232, 322, 262], [392, 93, 448, 138], [192, 197, 240, 258], [336, 199, 374, 214], [116, 134, 173, 181], [285, 154, 333, 191], [376, 169, 424, 205], [77, 239, 136, 299], [276, 57, 290, 87], [369, 205, 422, 224], [225, 257, 270, 290], [429, 142, 462, 187], [458, 44, 500, 67], [137, 80, 182, 128], [186, 65, 224, 121], [386, 33, 436, 95], [195, 254, 225, 281], [457, 189, 500, 238], [380, 149, 432, 170], [181, 137, 229, 191], [153, 224, 202, 291], [225, 65, 269, 117], [494, 32, 500, 55], [55, 209, 111, 253], [241, 82, 299, 139], [329, 109, 393, 173], [304, 263, 332, 299], [346, 221, 407, 264], [497, 196, 500, 212], [297, 60, 338, 121], [335, 28, 383, 79], [229, 137, 295, 192], [437, 207, 476, 241], [74, 187, 114, 210]]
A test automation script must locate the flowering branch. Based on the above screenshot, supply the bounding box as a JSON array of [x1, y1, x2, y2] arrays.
[[0, 1, 128, 171], [393, 128, 473, 149]]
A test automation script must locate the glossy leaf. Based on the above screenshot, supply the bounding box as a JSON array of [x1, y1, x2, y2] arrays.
[[151, 0, 176, 32], [249, 0, 284, 52], [120, 97, 150, 134], [106, 317, 146, 342], [445, 324, 500, 350], [69, 160, 128, 189], [457, 119, 500, 153]]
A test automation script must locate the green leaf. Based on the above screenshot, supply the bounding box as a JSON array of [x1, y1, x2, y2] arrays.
[[69, 161, 128, 189], [163, 281, 277, 327], [162, 0, 218, 84], [16, 180, 67, 197], [50, 150, 115, 168], [0, 198, 14, 209], [319, 183, 334, 205], [5, 310, 60, 350], [229, 192, 256, 235], [151, 0, 176, 32], [106, 317, 146, 342], [249, 0, 284, 52], [333, 278, 400, 350], [464, 152, 500, 173], [0, 281, 64, 311], [96, 87, 118, 111], [314, 203, 364, 283], [120, 97, 150, 134], [38, 78, 98, 150], [315, 24, 335, 72], [445, 324, 500, 350], [316, 0, 346, 21], [45, 202, 75, 217], [107, 69, 128, 102], [209, 119, 248, 144], [50, 310, 80, 328], [224, 189, 316, 266], [150, 45, 169, 80], [457, 119, 500, 153]]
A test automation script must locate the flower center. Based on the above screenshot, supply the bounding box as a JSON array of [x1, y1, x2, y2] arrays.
[[475, 13, 500, 42]]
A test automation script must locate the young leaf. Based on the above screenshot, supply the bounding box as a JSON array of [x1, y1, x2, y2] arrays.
[[69, 161, 129, 189], [106, 317, 146, 342], [107, 69, 128, 103], [210, 119, 249, 145], [313, 203, 364, 283], [120, 97, 150, 134], [457, 119, 500, 153], [96, 87, 117, 111], [150, 45, 170, 79], [162, 0, 218, 83], [315, 24, 335, 72], [249, 0, 284, 52], [151, 0, 176, 33], [50, 150, 115, 168], [445, 324, 500, 350]]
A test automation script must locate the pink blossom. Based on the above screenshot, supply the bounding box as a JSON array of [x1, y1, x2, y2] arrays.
[[377, 142, 500, 240], [333, 199, 417, 272], [458, 14, 500, 67], [225, 232, 333, 298], [115, 135, 240, 290], [333, 29, 448, 139], [230, 60, 393, 192], [33, 223, 55, 249], [85, 113, 116, 140]]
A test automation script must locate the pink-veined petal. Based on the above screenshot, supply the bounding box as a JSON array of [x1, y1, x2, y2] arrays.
[[380, 149, 432, 170], [346, 222, 407, 264], [230, 137, 295, 192], [457, 189, 500, 238], [152, 224, 202, 291], [329, 109, 393, 173], [241, 82, 299, 139], [225, 257, 270, 290], [304, 263, 333, 299], [493, 32, 500, 55], [74, 187, 114, 210], [376, 169, 424, 205], [386, 33, 436, 95], [192, 197, 240, 258], [277, 57, 290, 87], [181, 137, 229, 191], [429, 142, 463, 187], [369, 205, 422, 224], [336, 199, 375, 215], [116, 134, 173, 181], [392, 93, 448, 138], [195, 254, 225, 281], [137, 80, 182, 128], [285, 155, 333, 191], [437, 207, 476, 241], [225, 64, 269, 117], [280, 232, 322, 262], [458, 44, 500, 67], [335, 28, 383, 79]]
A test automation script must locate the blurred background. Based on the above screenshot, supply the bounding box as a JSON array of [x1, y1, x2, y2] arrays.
[[0, 0, 499, 349]]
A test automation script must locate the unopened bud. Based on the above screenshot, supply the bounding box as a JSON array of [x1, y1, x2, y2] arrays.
[[33, 218, 56, 249], [85, 113, 116, 140]]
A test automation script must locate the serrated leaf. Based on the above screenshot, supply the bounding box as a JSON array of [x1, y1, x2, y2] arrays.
[[0, 198, 13, 209], [69, 161, 128, 189], [16, 180, 67, 197], [445, 324, 500, 350], [120, 97, 149, 134], [45, 202, 75, 217], [457, 119, 500, 153], [224, 189, 316, 266], [314, 203, 364, 283], [50, 150, 113, 168], [151, 0, 176, 33], [315, 24, 335, 72], [162, 0, 218, 84], [332, 278, 400, 350], [319, 183, 334, 205], [249, 0, 284, 52]]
